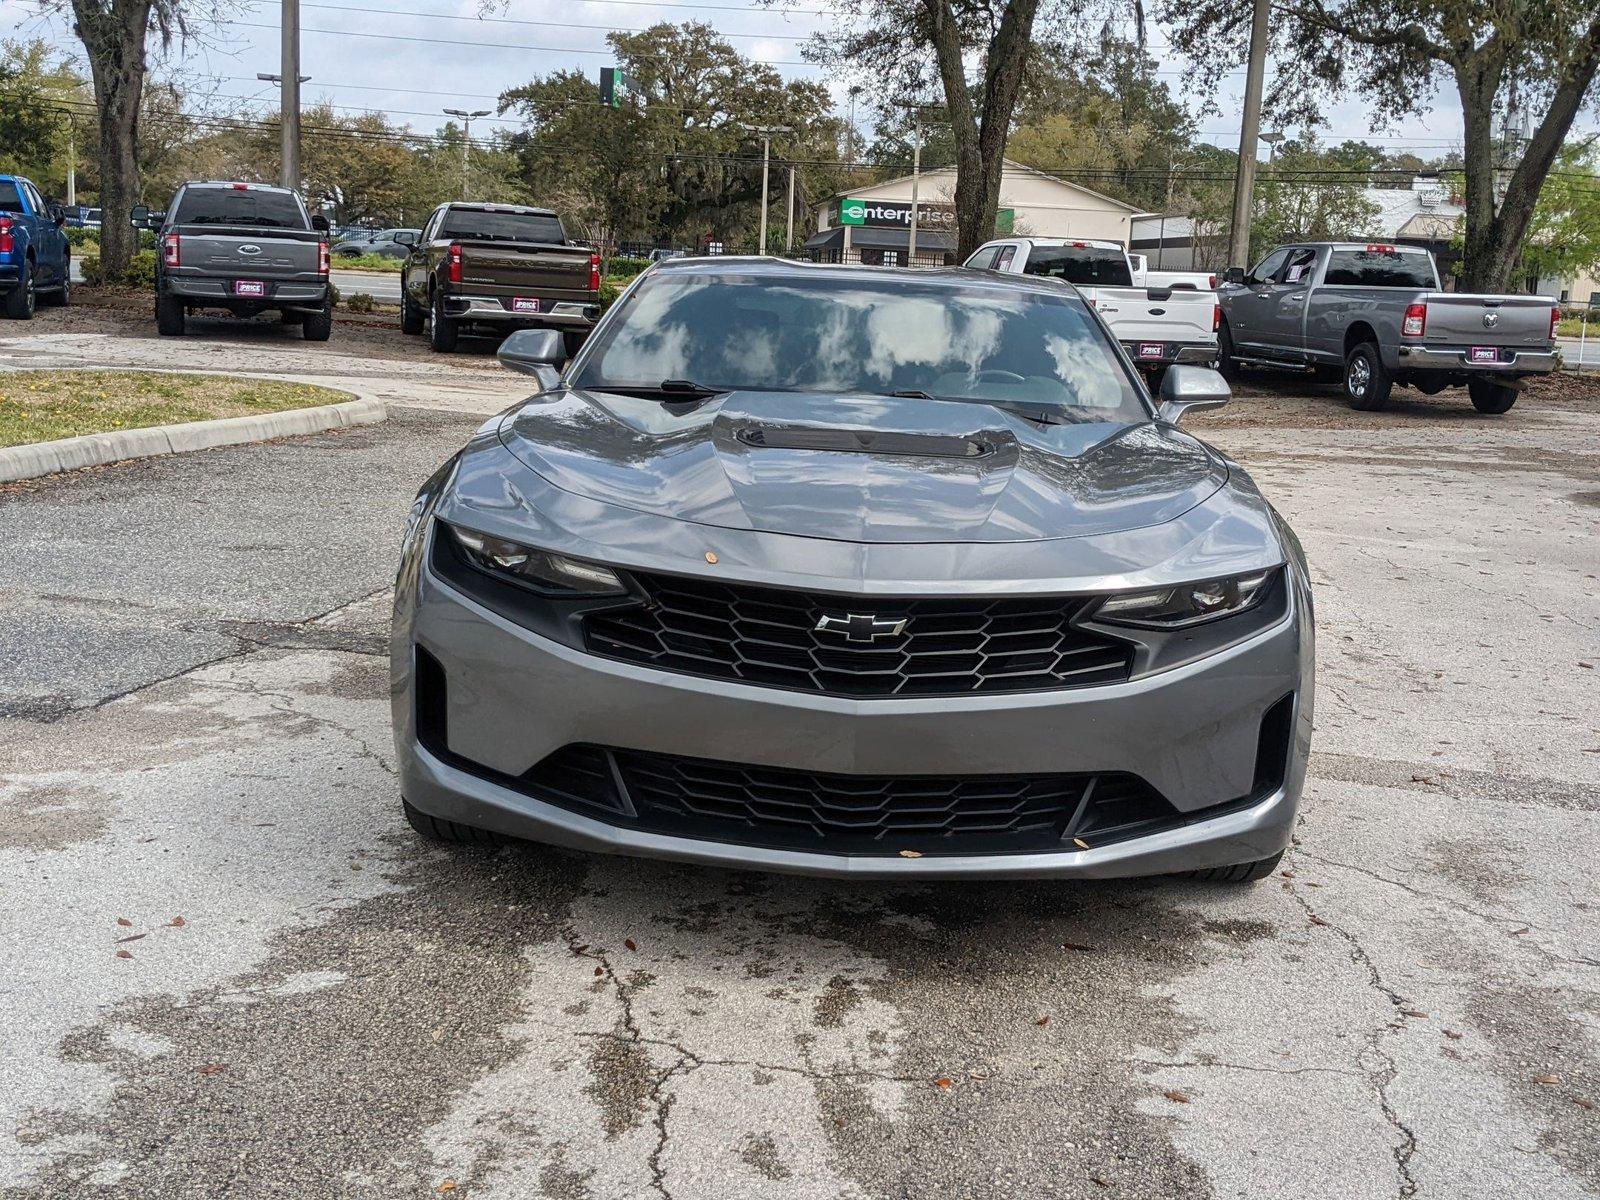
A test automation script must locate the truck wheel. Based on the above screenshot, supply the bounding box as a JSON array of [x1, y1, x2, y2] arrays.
[[1184, 852, 1283, 884], [400, 290, 425, 335], [4, 266, 36, 320], [403, 798, 505, 847], [1342, 342, 1391, 410], [563, 330, 587, 360], [1467, 378, 1518, 414], [1216, 322, 1240, 381], [302, 303, 333, 342], [429, 289, 459, 353], [155, 292, 185, 336]]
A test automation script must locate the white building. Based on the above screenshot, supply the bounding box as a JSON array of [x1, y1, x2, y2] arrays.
[[805, 160, 1141, 266]]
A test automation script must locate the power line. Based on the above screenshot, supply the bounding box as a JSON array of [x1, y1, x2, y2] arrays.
[[296, 1, 817, 41]]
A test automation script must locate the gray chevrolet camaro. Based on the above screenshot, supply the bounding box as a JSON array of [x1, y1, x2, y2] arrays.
[[392, 258, 1313, 882]]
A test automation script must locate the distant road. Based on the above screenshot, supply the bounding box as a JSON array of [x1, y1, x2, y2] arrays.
[[68, 258, 403, 305]]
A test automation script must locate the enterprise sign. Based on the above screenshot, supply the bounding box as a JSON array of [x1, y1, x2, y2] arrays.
[[837, 198, 957, 230]]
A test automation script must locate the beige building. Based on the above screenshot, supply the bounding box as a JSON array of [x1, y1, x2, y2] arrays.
[[805, 160, 1141, 266]]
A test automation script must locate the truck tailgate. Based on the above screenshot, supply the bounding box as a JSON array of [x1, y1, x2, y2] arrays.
[[1420, 294, 1553, 350], [1089, 286, 1217, 345], [172, 227, 321, 277], [459, 240, 593, 299]]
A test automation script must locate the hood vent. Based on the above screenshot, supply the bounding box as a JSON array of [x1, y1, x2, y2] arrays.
[[734, 426, 993, 458]]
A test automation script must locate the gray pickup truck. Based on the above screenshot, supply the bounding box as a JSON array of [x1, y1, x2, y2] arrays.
[[146, 181, 332, 340], [1218, 242, 1558, 414]]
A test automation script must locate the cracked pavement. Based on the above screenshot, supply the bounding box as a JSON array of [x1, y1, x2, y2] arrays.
[[1, 319, 1596, 1198]]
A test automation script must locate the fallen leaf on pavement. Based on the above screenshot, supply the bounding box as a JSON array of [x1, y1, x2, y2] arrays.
[[1533, 1074, 1561, 1085], [570, 944, 588, 955], [1163, 1090, 1190, 1103], [1035, 1014, 1051, 1027], [1573, 1098, 1593, 1110], [196, 1063, 226, 1076], [1403, 1010, 1428, 1019], [593, 966, 604, 977], [169, 916, 186, 927], [115, 950, 133, 960], [1062, 941, 1096, 953], [1308, 915, 1329, 927], [1444, 1030, 1464, 1040], [117, 934, 147, 944], [1280, 870, 1295, 879], [116, 918, 132, 927], [624, 938, 637, 951], [934, 1077, 953, 1089], [1510, 927, 1530, 936], [436, 1182, 458, 1194]]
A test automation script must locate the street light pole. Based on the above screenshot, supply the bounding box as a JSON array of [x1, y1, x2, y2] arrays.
[[1227, 0, 1271, 270], [738, 124, 790, 255], [444, 108, 491, 199], [908, 117, 922, 266], [785, 164, 795, 254], [258, 0, 309, 193]]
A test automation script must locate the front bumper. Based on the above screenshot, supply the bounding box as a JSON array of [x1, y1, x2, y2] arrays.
[[393, 539, 1312, 879], [1393, 344, 1558, 375]]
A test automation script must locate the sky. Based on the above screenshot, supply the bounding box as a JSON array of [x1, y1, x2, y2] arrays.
[[0, 0, 1482, 159]]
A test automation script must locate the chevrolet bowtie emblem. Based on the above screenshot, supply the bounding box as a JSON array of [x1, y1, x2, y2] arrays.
[[815, 612, 908, 643]]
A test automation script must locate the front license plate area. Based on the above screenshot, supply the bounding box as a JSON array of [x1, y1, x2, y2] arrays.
[[234, 280, 265, 298], [1138, 342, 1165, 360], [1468, 345, 1501, 363], [511, 297, 542, 313]]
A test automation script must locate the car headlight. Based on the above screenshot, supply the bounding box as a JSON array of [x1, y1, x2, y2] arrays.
[[1091, 568, 1277, 629], [443, 522, 627, 596]]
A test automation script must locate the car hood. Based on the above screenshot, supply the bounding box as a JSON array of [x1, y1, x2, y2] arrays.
[[498, 389, 1227, 545]]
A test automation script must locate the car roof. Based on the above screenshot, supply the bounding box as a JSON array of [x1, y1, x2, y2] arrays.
[[183, 181, 298, 195], [989, 237, 1125, 251], [444, 202, 559, 217], [647, 255, 1084, 301], [1291, 241, 1431, 252]]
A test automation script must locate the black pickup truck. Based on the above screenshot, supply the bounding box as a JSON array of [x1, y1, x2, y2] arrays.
[[146, 181, 332, 339], [398, 203, 601, 354]]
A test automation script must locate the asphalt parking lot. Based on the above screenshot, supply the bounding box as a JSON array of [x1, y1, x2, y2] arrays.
[[1, 304, 1596, 1199]]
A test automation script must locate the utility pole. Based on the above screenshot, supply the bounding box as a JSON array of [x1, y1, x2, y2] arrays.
[[444, 108, 491, 199], [257, 0, 309, 192], [738, 124, 789, 254], [785, 164, 795, 255], [1227, 0, 1271, 271], [908, 118, 922, 266], [66, 117, 76, 206]]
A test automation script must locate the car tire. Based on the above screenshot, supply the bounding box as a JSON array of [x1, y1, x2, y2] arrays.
[[1467, 377, 1518, 414], [302, 302, 333, 342], [1185, 851, 1284, 884], [1143, 365, 1168, 396], [403, 798, 505, 847], [400, 289, 425, 335], [155, 292, 185, 336], [430, 288, 458, 353], [4, 265, 37, 320], [1216, 321, 1240, 381], [1342, 342, 1391, 410], [563, 330, 587, 361]]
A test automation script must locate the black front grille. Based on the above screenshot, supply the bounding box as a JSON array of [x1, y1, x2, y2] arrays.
[[584, 572, 1132, 698]]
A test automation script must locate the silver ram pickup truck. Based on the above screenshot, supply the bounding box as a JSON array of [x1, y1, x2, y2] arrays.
[[1218, 242, 1558, 414], [144, 181, 332, 340]]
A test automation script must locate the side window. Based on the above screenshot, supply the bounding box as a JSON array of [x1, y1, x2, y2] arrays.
[[22, 182, 44, 213], [1247, 249, 1289, 286], [964, 246, 1000, 270], [994, 245, 1017, 271], [1281, 248, 1318, 285], [421, 209, 442, 242]]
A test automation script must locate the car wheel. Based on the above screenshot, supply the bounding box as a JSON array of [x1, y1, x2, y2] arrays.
[[1143, 365, 1168, 395], [1184, 851, 1284, 883], [400, 289, 425, 335], [155, 292, 185, 336], [1216, 321, 1240, 381], [430, 288, 459, 353], [302, 302, 333, 342], [1467, 377, 1518, 414], [1342, 342, 1391, 410], [403, 798, 505, 847], [4, 265, 37, 320], [563, 330, 587, 361]]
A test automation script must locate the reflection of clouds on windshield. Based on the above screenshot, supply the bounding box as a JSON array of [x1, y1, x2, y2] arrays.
[[1045, 334, 1123, 408], [598, 282, 693, 379]]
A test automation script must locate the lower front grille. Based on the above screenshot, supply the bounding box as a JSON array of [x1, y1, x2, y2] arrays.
[[512, 745, 1192, 856]]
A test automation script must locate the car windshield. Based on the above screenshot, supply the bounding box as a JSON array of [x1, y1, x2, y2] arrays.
[[573, 272, 1149, 423], [174, 187, 306, 229], [439, 209, 565, 244]]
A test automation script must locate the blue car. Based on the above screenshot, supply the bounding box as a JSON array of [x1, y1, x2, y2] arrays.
[[0, 175, 71, 319]]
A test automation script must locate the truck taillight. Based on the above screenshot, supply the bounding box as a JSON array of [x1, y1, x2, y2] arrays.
[[317, 240, 329, 275], [1401, 302, 1426, 338], [447, 242, 462, 284], [1213, 303, 1221, 332], [162, 232, 181, 268], [588, 251, 600, 293], [1552, 306, 1562, 342], [1208, 274, 1217, 288], [0, 217, 12, 256]]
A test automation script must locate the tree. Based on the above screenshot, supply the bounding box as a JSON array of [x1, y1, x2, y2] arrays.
[[1252, 137, 1380, 257], [1161, 0, 1600, 292], [1519, 142, 1600, 289], [60, 0, 198, 274], [0, 40, 87, 191]]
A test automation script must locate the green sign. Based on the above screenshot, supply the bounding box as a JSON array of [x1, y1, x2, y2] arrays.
[[838, 199, 867, 227], [996, 208, 1016, 235]]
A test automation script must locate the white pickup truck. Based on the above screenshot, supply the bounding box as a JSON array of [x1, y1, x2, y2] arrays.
[[967, 238, 1219, 381], [1128, 253, 1216, 293]]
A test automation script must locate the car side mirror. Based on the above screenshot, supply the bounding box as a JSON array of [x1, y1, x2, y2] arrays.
[[47, 203, 65, 226], [1221, 266, 1246, 285], [394, 230, 418, 246], [1157, 365, 1230, 423], [498, 328, 567, 390], [130, 204, 151, 225], [311, 214, 331, 232]]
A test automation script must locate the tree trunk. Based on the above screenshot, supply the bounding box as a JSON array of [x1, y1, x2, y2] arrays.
[[72, 0, 153, 276], [1455, 16, 1600, 292]]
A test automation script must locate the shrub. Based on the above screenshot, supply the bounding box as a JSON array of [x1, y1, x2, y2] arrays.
[[79, 255, 106, 286], [347, 292, 375, 313], [599, 277, 625, 310], [119, 251, 158, 289], [328, 281, 341, 307], [607, 256, 651, 279], [66, 228, 100, 250]]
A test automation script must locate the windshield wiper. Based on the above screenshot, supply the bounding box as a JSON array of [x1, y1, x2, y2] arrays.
[[584, 379, 728, 402], [872, 390, 1075, 426]]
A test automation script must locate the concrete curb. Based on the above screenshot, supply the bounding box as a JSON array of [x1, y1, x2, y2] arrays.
[[0, 395, 387, 484]]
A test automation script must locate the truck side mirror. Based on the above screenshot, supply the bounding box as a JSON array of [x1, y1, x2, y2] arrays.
[[1222, 266, 1246, 285], [130, 204, 151, 226], [393, 230, 418, 246], [311, 214, 331, 232], [47, 203, 65, 226]]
